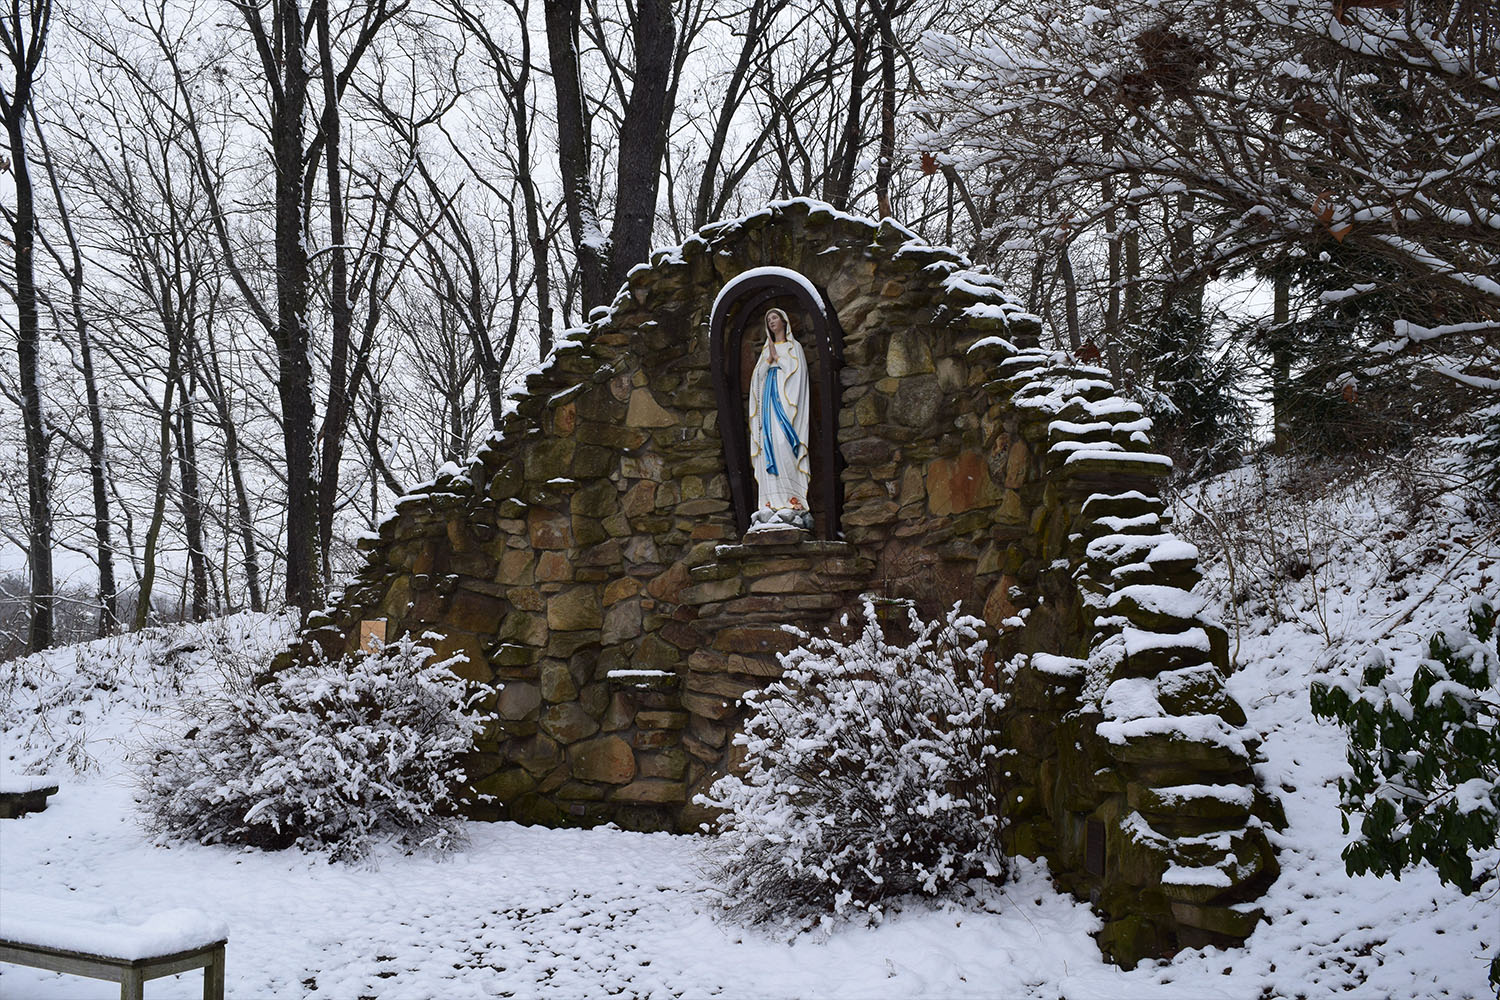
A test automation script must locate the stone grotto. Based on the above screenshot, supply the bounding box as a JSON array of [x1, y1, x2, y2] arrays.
[[282, 198, 1283, 966]]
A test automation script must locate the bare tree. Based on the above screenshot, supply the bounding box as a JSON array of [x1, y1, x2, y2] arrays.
[[28, 94, 120, 635], [1, 0, 54, 651], [545, 0, 675, 311]]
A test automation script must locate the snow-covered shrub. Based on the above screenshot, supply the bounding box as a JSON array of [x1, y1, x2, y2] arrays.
[[138, 634, 487, 861], [1311, 597, 1500, 988], [1, 612, 297, 775], [698, 599, 1007, 929]]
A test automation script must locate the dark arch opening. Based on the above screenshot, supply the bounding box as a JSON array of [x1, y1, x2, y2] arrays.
[[710, 269, 844, 538]]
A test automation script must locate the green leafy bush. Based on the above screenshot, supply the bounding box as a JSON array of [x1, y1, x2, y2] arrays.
[[1311, 598, 1500, 989]]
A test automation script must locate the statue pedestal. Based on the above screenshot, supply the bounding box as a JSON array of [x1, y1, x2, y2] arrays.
[[741, 524, 808, 546]]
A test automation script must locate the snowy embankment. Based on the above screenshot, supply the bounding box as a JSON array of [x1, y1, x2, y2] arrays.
[[2, 453, 1496, 998]]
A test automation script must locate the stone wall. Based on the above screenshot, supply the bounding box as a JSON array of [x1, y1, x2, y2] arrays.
[[292, 199, 1280, 966]]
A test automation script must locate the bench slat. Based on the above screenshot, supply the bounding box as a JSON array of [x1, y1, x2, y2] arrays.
[[0, 939, 226, 999]]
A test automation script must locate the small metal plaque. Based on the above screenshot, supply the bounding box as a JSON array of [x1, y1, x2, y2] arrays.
[[359, 619, 387, 653]]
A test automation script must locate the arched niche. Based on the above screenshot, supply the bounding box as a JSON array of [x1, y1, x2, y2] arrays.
[[709, 267, 844, 538]]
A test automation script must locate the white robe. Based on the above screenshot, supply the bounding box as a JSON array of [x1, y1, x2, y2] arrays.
[[748, 331, 811, 520]]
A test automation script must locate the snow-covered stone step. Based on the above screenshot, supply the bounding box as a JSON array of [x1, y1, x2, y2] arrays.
[[1047, 416, 1155, 451], [1057, 449, 1173, 482], [1106, 585, 1209, 633]]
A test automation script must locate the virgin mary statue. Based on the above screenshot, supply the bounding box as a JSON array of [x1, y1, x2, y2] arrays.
[[748, 307, 811, 529]]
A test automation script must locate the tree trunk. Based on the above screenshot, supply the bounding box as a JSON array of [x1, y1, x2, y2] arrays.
[[31, 99, 116, 635], [198, 320, 265, 612], [544, 0, 609, 311], [825, 4, 871, 210], [1123, 178, 1141, 375], [1272, 273, 1292, 450], [134, 351, 178, 631], [1057, 245, 1083, 353], [873, 0, 896, 218], [315, 0, 353, 583], [271, 0, 323, 612], [3, 79, 53, 652], [606, 0, 675, 294], [1101, 148, 1123, 378], [173, 369, 210, 621]]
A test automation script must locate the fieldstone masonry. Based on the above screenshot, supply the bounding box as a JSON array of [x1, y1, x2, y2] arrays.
[[288, 199, 1281, 966]]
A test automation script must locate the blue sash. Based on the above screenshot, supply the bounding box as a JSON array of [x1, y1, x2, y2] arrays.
[[761, 365, 801, 476]]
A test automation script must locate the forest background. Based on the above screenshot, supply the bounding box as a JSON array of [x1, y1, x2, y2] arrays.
[[2, 0, 1495, 656]]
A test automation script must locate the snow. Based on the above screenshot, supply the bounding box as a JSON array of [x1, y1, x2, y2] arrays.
[[0, 773, 58, 793], [710, 266, 830, 322], [1096, 713, 1252, 758], [1108, 585, 1208, 620], [1101, 677, 1163, 720], [0, 893, 227, 960], [1031, 653, 1084, 677], [960, 302, 1013, 322], [1151, 783, 1257, 809], [1063, 449, 1172, 468], [1144, 537, 1199, 564], [1122, 626, 1211, 656], [965, 334, 1014, 354], [2, 450, 1497, 997], [1161, 864, 1233, 888]]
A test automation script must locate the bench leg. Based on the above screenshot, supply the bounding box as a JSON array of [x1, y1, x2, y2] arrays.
[[203, 944, 226, 1000], [120, 967, 144, 1000]]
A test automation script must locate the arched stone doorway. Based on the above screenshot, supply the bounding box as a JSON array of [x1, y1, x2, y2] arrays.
[[708, 266, 844, 538]]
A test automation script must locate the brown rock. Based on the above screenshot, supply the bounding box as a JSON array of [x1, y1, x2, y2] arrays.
[[637, 750, 690, 780], [749, 572, 810, 594], [428, 633, 490, 683], [497, 549, 534, 586], [540, 661, 578, 703], [570, 735, 636, 784], [626, 389, 676, 427], [983, 575, 1020, 627], [647, 562, 691, 602], [886, 329, 934, 377], [621, 453, 665, 480], [528, 509, 573, 549], [928, 450, 999, 516], [499, 610, 547, 646], [637, 710, 689, 730], [713, 626, 797, 655], [537, 551, 574, 582], [682, 690, 739, 720], [611, 779, 686, 804], [604, 577, 640, 606], [632, 728, 679, 749], [447, 590, 507, 632], [540, 702, 600, 743], [548, 586, 602, 631], [509, 734, 561, 775], [497, 682, 542, 720], [508, 587, 544, 612], [602, 692, 637, 731], [1005, 439, 1032, 488], [602, 598, 644, 644]]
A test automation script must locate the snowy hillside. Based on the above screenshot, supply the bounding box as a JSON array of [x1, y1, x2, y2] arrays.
[[1, 453, 1495, 999]]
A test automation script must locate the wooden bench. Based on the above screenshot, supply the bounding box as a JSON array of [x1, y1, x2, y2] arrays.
[[0, 894, 226, 1000]]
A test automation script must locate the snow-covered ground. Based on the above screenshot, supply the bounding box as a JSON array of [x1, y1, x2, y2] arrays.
[[2, 452, 1495, 999]]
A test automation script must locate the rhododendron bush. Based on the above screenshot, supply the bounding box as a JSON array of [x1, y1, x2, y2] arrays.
[[138, 634, 487, 861], [699, 599, 1008, 928]]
